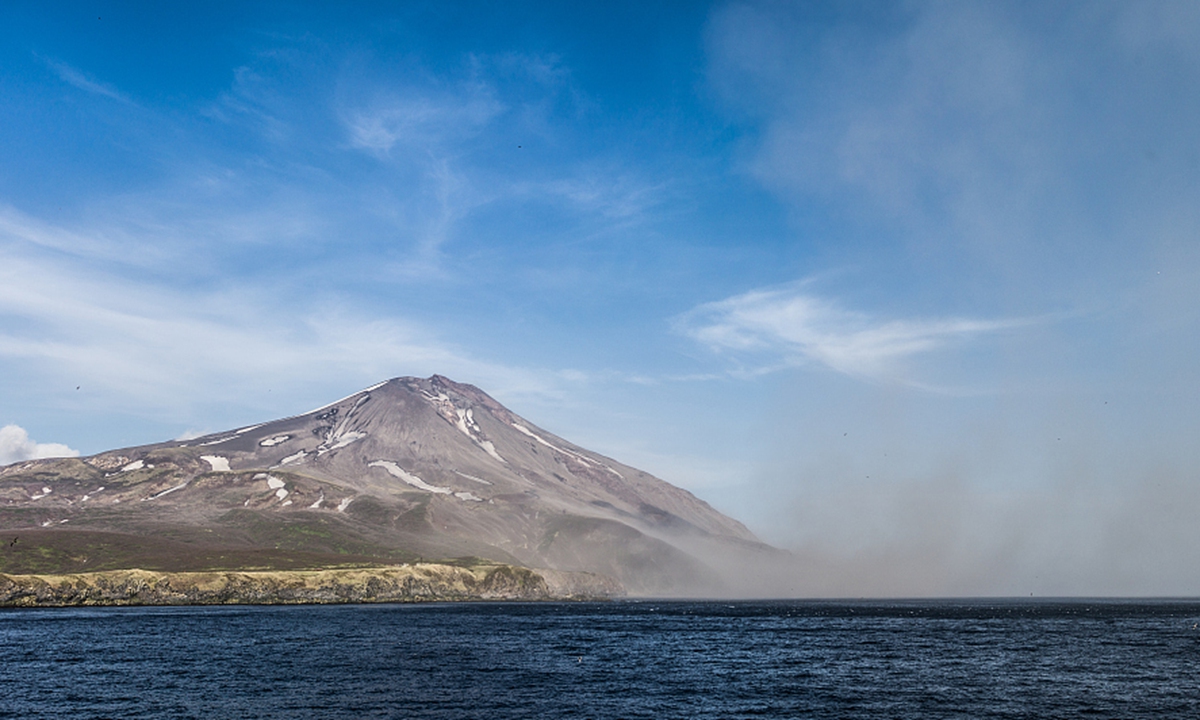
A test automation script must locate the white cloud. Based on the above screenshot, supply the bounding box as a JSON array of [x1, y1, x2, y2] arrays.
[[0, 220, 561, 425], [0, 205, 119, 261], [340, 50, 579, 157], [43, 58, 132, 104], [679, 284, 1024, 383], [531, 174, 669, 221], [0, 425, 78, 465], [344, 92, 505, 155]]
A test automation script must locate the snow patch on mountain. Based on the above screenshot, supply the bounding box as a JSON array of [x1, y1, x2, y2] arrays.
[[477, 439, 504, 463], [201, 455, 231, 472], [369, 460, 452, 494], [419, 389, 507, 463], [277, 450, 307, 466], [259, 435, 290, 447], [121, 460, 145, 472], [314, 395, 371, 455], [318, 431, 366, 455], [454, 408, 477, 436], [510, 424, 624, 478]]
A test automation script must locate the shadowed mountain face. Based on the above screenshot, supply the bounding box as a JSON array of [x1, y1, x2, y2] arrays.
[[0, 376, 777, 595]]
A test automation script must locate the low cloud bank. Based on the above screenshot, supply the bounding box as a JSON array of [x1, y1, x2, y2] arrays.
[[0, 424, 79, 466]]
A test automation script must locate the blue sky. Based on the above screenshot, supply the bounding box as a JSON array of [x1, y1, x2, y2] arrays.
[[3, 1, 1200, 595]]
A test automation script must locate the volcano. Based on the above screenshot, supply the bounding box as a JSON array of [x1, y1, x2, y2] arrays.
[[0, 375, 777, 595]]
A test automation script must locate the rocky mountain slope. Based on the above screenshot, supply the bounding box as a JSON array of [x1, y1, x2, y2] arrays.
[[0, 375, 778, 595]]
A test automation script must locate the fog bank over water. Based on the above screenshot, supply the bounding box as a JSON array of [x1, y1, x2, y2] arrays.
[[725, 375, 1200, 598], [691, 1, 1200, 597]]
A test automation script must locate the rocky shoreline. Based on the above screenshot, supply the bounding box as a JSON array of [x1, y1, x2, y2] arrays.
[[0, 563, 624, 607]]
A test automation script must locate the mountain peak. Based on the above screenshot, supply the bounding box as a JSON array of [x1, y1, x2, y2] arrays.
[[0, 376, 774, 595]]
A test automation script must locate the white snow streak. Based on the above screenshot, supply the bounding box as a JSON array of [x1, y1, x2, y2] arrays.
[[453, 470, 492, 485], [278, 450, 307, 466], [510, 423, 623, 478], [143, 481, 188, 501], [303, 381, 386, 416], [369, 460, 452, 494]]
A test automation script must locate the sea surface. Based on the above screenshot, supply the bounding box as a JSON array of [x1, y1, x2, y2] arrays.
[[2, 599, 1199, 719]]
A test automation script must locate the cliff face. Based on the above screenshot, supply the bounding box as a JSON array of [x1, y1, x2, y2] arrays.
[[0, 563, 624, 607], [0, 375, 780, 596]]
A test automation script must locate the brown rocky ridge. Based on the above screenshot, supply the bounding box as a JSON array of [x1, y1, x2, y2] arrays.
[[0, 563, 623, 607]]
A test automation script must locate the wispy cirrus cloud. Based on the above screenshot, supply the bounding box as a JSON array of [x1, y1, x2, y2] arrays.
[[335, 66, 667, 265], [344, 92, 505, 155], [0, 214, 563, 432], [679, 284, 1028, 384], [43, 57, 133, 104], [532, 173, 670, 222], [341, 50, 577, 157]]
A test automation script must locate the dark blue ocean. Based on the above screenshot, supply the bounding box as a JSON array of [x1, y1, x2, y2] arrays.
[[3, 600, 1200, 719]]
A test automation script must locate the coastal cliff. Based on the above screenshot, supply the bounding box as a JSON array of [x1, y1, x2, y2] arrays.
[[0, 563, 624, 607]]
